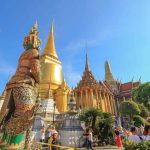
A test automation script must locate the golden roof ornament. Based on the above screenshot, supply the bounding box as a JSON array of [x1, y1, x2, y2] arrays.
[[85, 47, 90, 71], [105, 60, 115, 82], [76, 49, 98, 88], [23, 21, 41, 51], [42, 22, 58, 59]]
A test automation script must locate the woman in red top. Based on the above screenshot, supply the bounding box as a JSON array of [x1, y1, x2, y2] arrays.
[[115, 129, 123, 148]]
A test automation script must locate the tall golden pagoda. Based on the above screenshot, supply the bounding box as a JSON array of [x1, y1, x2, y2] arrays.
[[39, 23, 70, 112], [105, 61, 118, 92], [39, 23, 63, 99]]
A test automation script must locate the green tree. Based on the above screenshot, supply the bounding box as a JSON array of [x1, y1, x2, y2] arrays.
[[79, 107, 102, 129], [138, 104, 149, 118], [79, 108, 115, 145], [98, 112, 115, 145], [119, 100, 141, 119], [133, 115, 146, 127], [134, 82, 150, 110]]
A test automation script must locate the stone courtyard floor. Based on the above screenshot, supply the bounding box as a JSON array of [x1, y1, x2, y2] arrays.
[[42, 146, 124, 150], [78, 146, 124, 150]]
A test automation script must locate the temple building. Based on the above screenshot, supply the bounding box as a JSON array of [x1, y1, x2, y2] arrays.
[[116, 81, 140, 101], [39, 23, 70, 113], [0, 22, 140, 116], [104, 61, 140, 104], [74, 52, 117, 115]]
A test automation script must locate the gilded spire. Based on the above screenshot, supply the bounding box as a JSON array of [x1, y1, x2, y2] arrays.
[[105, 61, 115, 82], [85, 48, 90, 71], [42, 22, 58, 59]]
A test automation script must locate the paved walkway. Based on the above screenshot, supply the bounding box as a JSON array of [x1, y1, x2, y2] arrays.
[[78, 146, 124, 150], [42, 146, 124, 150]]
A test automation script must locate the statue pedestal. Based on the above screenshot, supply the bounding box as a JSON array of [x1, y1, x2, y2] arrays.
[[59, 112, 84, 148]]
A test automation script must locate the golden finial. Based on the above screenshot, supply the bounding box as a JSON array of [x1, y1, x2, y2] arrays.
[[34, 20, 38, 30], [85, 44, 90, 71], [29, 21, 39, 35], [42, 22, 58, 59]]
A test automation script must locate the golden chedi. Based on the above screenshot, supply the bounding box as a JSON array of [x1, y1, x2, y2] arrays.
[[39, 23, 63, 100], [39, 22, 70, 113]]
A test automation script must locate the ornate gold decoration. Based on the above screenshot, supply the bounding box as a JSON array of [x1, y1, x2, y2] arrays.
[[39, 22, 63, 100]]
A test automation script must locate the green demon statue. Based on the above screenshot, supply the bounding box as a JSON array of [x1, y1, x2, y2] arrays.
[[0, 22, 41, 150]]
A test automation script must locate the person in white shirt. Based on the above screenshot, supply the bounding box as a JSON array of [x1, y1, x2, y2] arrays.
[[128, 127, 141, 144], [87, 127, 94, 150], [51, 126, 58, 135], [40, 126, 45, 142], [143, 125, 150, 141]]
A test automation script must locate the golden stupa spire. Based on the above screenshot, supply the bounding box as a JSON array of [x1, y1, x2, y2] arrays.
[[85, 47, 90, 71], [105, 60, 115, 82], [42, 22, 58, 59]]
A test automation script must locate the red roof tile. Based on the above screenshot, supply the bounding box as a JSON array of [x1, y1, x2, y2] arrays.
[[120, 82, 132, 91]]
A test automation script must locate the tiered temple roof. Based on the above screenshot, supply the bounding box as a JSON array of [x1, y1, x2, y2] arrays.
[[76, 51, 100, 89]]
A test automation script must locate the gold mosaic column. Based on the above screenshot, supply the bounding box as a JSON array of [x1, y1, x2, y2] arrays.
[[98, 91, 103, 110], [103, 93, 108, 112]]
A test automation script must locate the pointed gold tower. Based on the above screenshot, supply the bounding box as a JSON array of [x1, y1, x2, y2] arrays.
[[85, 48, 90, 71], [105, 61, 115, 82], [105, 61, 118, 92], [39, 23, 63, 100], [42, 22, 58, 59]]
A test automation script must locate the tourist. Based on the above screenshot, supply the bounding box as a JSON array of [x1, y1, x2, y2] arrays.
[[83, 128, 89, 148], [128, 127, 141, 144], [138, 125, 144, 137], [51, 126, 58, 135], [87, 127, 94, 150], [127, 128, 132, 137], [45, 126, 52, 143], [40, 125, 45, 142], [51, 133, 59, 150], [143, 125, 150, 141], [121, 128, 128, 139], [114, 128, 123, 148]]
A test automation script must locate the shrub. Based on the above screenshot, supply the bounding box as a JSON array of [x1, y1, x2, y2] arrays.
[[138, 104, 149, 118], [132, 115, 145, 127], [119, 100, 141, 119], [123, 139, 150, 150]]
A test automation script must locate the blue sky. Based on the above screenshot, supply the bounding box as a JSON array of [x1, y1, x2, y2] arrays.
[[0, 0, 150, 95]]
